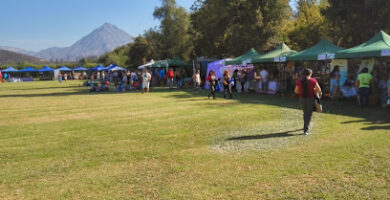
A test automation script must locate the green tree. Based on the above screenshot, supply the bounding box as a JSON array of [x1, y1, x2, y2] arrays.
[[127, 36, 154, 67], [285, 0, 331, 51], [324, 0, 390, 47], [153, 0, 193, 61], [191, 0, 291, 57]]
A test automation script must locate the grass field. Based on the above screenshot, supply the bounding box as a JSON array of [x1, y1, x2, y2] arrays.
[[0, 81, 389, 199]]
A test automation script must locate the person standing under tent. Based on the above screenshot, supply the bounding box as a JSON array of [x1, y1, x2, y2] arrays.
[[260, 67, 269, 93], [223, 70, 233, 99], [356, 67, 373, 108], [142, 69, 152, 94], [159, 68, 165, 86], [330, 65, 340, 99], [193, 70, 202, 92], [0, 71, 2, 84], [58, 72, 62, 83], [207, 70, 217, 100], [295, 68, 322, 135], [239, 69, 246, 93], [167, 68, 174, 89]]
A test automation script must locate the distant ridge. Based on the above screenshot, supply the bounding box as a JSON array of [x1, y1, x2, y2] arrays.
[[0, 49, 44, 64], [0, 23, 133, 62]]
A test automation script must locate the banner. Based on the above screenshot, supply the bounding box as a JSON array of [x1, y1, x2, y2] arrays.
[[360, 58, 375, 72], [331, 59, 348, 86], [381, 49, 390, 56]]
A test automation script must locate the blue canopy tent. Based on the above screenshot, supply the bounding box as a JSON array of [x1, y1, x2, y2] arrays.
[[57, 66, 72, 71], [109, 66, 127, 71], [2, 66, 20, 73], [20, 66, 38, 72], [90, 65, 105, 71], [73, 66, 88, 71], [39, 66, 54, 72], [104, 64, 117, 71]]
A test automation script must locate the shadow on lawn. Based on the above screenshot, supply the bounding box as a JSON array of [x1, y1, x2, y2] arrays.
[[163, 88, 390, 131], [227, 129, 304, 141]]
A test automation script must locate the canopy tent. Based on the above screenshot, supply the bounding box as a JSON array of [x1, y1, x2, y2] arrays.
[[73, 66, 88, 71], [225, 48, 262, 65], [288, 39, 344, 61], [336, 30, 390, 59], [251, 43, 297, 63], [39, 66, 54, 72], [109, 66, 127, 71], [104, 64, 117, 71], [20, 66, 38, 72], [1, 66, 19, 73], [90, 65, 105, 71], [151, 59, 192, 68], [138, 60, 155, 69], [56, 66, 72, 71]]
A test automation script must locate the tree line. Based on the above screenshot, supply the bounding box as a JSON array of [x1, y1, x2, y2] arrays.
[[96, 0, 390, 69]]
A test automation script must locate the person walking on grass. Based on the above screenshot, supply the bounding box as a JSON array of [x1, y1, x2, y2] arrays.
[[223, 70, 233, 99], [193, 69, 202, 92], [142, 69, 151, 94], [356, 67, 373, 107], [295, 68, 322, 135], [207, 70, 217, 100]]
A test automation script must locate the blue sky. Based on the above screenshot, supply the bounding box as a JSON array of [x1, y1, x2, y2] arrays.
[[0, 0, 294, 52]]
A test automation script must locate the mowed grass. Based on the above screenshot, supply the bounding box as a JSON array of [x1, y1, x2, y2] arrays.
[[0, 81, 389, 199]]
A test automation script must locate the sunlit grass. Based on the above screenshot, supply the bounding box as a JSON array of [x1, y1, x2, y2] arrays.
[[0, 81, 389, 199]]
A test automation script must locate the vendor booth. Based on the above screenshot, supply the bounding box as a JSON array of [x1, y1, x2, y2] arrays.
[[250, 43, 297, 95], [288, 39, 345, 95], [225, 48, 261, 66], [1, 66, 20, 82], [20, 66, 38, 82], [38, 66, 54, 81]]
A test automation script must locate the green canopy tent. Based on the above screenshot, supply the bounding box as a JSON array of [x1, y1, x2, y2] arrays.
[[336, 30, 390, 59], [151, 59, 192, 68], [288, 39, 344, 61], [225, 48, 262, 65], [251, 43, 297, 63]]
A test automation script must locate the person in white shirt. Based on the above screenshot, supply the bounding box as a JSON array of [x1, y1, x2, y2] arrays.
[[192, 70, 202, 92], [142, 69, 152, 94], [260, 68, 269, 92]]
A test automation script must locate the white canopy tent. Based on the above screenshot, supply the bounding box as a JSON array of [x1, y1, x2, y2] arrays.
[[137, 60, 155, 69]]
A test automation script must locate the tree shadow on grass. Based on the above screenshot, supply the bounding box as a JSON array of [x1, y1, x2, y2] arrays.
[[163, 88, 390, 131], [227, 129, 304, 141]]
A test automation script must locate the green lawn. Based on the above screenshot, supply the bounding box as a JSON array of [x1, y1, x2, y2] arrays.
[[0, 81, 389, 199]]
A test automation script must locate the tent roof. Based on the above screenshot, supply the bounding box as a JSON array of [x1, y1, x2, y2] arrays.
[[225, 48, 262, 65], [73, 66, 88, 71], [251, 43, 297, 63], [109, 66, 127, 71], [336, 30, 390, 59], [57, 66, 72, 71], [151, 59, 191, 68], [2, 66, 19, 73], [39, 66, 54, 72], [20, 66, 37, 72], [288, 39, 344, 61], [90, 64, 105, 71]]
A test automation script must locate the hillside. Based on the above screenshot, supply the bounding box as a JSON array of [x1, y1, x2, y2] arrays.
[[0, 49, 44, 64]]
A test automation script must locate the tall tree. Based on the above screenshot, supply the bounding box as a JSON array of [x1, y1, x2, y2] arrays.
[[127, 36, 154, 67], [191, 0, 291, 58], [324, 0, 390, 47], [286, 0, 331, 51], [153, 0, 193, 61]]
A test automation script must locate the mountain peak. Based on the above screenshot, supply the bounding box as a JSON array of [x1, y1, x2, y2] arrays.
[[34, 23, 133, 61]]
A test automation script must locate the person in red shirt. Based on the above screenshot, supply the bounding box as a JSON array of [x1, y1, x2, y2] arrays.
[[295, 68, 322, 135], [167, 68, 174, 89]]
